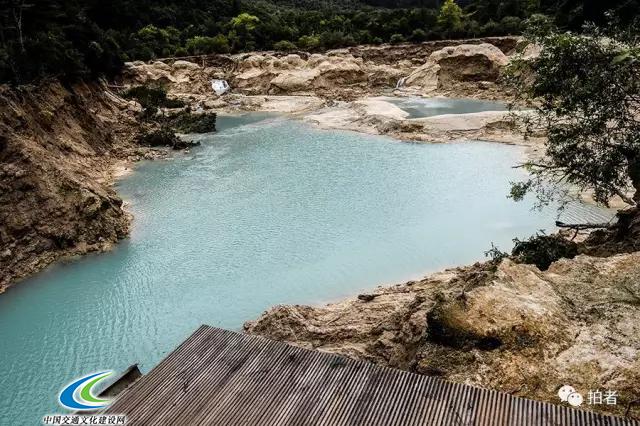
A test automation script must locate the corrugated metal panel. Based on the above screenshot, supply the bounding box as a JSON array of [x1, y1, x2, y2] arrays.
[[104, 325, 640, 426]]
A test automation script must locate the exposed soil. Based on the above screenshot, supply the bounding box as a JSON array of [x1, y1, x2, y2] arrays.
[[0, 80, 164, 292], [245, 254, 640, 419]]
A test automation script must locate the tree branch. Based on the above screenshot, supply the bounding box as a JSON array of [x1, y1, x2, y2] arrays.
[[555, 221, 613, 230]]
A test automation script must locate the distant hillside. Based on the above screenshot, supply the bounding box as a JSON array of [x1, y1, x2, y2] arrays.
[[1, 0, 638, 85]]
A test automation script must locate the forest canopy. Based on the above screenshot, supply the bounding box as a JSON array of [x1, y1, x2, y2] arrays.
[[0, 0, 639, 84]]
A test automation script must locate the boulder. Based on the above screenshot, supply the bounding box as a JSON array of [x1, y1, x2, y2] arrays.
[[172, 60, 201, 70], [405, 43, 509, 91]]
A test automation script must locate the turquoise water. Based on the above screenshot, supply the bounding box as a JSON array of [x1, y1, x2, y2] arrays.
[[0, 113, 610, 425], [384, 97, 509, 119]]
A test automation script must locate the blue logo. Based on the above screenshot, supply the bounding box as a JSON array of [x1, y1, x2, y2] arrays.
[[59, 371, 114, 410]]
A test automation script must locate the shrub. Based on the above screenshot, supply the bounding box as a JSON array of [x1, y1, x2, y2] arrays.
[[135, 128, 181, 147], [274, 40, 297, 52], [185, 35, 230, 55], [123, 85, 168, 108], [484, 243, 508, 273], [297, 35, 320, 51], [501, 16, 523, 35], [390, 34, 406, 45], [164, 110, 217, 134], [511, 233, 578, 271], [409, 29, 427, 43], [174, 47, 188, 57], [124, 85, 184, 109]]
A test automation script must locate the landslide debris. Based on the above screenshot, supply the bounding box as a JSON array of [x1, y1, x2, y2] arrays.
[[245, 253, 640, 418], [121, 37, 519, 102], [0, 81, 143, 291], [405, 43, 509, 95]]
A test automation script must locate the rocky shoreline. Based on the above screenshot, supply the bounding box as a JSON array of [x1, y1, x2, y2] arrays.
[[0, 80, 207, 293], [244, 252, 640, 418]]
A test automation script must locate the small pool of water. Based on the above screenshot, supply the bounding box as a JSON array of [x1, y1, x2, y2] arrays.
[[0, 113, 611, 425], [383, 97, 509, 119]]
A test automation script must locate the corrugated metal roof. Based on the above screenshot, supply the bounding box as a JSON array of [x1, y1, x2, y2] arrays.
[[105, 325, 639, 425]]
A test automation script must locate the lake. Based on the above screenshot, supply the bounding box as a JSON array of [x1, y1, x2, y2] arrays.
[[0, 113, 611, 424]]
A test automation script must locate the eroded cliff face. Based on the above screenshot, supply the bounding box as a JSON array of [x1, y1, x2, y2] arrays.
[[245, 253, 640, 418], [0, 80, 149, 292]]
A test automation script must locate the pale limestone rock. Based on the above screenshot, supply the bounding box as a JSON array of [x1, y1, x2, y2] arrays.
[[245, 253, 640, 418], [405, 43, 509, 91]]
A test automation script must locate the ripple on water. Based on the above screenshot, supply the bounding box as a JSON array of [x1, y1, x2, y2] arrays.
[[0, 114, 613, 425]]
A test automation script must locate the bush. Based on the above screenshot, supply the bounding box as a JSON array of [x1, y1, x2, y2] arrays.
[[123, 85, 168, 108], [356, 30, 373, 45], [390, 34, 406, 45], [484, 243, 508, 273], [135, 128, 181, 147], [164, 110, 217, 133], [274, 40, 297, 52], [511, 233, 578, 271], [320, 31, 348, 49], [409, 29, 427, 43], [480, 20, 500, 36], [501, 16, 523, 35], [185, 35, 230, 55], [297, 35, 320, 51], [174, 47, 188, 57]]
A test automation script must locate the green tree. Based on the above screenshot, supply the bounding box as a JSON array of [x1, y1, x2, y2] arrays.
[[409, 29, 427, 42], [230, 13, 259, 51], [505, 20, 640, 210], [438, 0, 463, 38], [185, 35, 230, 55], [390, 33, 405, 44], [297, 35, 320, 50]]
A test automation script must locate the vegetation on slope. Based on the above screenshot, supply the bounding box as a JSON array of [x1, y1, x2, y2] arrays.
[[1, 0, 639, 84]]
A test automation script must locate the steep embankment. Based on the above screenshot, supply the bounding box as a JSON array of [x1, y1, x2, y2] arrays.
[[0, 80, 153, 292]]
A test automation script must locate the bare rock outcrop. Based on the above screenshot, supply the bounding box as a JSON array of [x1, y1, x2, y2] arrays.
[[230, 52, 404, 97], [405, 43, 509, 93], [304, 99, 538, 148], [122, 60, 219, 96], [121, 37, 521, 101], [245, 254, 640, 418]]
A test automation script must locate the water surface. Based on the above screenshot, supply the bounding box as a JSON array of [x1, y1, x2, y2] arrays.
[[0, 114, 610, 424], [384, 97, 509, 119]]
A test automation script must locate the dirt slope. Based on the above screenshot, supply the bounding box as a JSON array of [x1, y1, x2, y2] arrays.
[[0, 80, 150, 292]]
